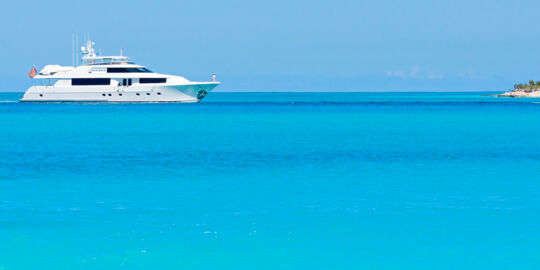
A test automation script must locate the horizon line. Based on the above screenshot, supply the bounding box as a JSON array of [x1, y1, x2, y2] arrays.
[[0, 90, 503, 93]]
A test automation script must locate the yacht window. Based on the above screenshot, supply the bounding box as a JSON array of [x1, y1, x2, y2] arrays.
[[128, 79, 132, 86], [136, 93, 140, 96], [108, 94, 112, 96], [119, 93, 123, 96], [39, 94, 43, 97], [147, 93, 150, 95], [72, 78, 111, 85], [107, 68, 152, 73], [102, 94, 106, 96], [122, 79, 127, 86], [157, 92, 161, 95], [139, 78, 167, 84]]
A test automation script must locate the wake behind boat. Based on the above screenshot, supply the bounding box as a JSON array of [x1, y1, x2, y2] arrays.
[[21, 40, 219, 102]]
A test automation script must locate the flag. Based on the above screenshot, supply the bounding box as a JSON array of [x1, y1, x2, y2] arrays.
[[28, 66, 37, 79]]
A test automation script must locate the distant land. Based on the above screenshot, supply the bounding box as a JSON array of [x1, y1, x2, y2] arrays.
[[496, 80, 540, 97]]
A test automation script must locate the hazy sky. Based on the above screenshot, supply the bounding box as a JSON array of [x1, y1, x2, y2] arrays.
[[2, 0, 539, 92]]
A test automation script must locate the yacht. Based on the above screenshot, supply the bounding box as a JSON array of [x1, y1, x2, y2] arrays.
[[21, 40, 219, 102]]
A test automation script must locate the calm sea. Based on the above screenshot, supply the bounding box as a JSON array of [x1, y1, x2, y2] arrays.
[[0, 92, 539, 269]]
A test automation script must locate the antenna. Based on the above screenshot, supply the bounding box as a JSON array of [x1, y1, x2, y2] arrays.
[[75, 32, 78, 66], [72, 33, 74, 67], [120, 48, 123, 56]]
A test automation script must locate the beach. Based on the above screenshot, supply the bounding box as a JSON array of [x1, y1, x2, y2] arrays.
[[496, 89, 540, 97]]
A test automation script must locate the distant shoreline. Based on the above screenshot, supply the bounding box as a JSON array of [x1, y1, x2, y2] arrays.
[[496, 81, 540, 97], [495, 89, 540, 98]]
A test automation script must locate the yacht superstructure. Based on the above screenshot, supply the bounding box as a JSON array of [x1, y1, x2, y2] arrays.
[[21, 40, 219, 102]]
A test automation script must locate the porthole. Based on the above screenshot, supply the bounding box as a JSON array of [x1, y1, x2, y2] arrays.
[[102, 93, 106, 96], [136, 93, 140, 96], [146, 93, 150, 95], [157, 92, 161, 95], [119, 93, 123, 96], [108, 93, 112, 96], [39, 94, 43, 97]]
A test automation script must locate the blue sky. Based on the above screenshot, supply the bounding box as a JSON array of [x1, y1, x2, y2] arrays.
[[1, 0, 539, 92]]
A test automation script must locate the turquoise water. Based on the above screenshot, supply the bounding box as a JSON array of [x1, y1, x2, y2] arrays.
[[1, 92, 540, 269]]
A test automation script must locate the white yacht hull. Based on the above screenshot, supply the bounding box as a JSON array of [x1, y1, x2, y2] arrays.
[[20, 82, 219, 103]]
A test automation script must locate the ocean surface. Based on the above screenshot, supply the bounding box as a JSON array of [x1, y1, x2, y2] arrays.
[[1, 92, 539, 269]]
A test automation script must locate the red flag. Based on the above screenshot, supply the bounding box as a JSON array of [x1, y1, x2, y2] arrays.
[[28, 66, 37, 78]]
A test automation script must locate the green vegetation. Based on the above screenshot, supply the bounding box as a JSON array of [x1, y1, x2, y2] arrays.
[[513, 80, 540, 90]]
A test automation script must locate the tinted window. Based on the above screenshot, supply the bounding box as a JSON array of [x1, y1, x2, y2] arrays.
[[107, 68, 152, 73], [140, 78, 167, 84], [72, 78, 111, 85]]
